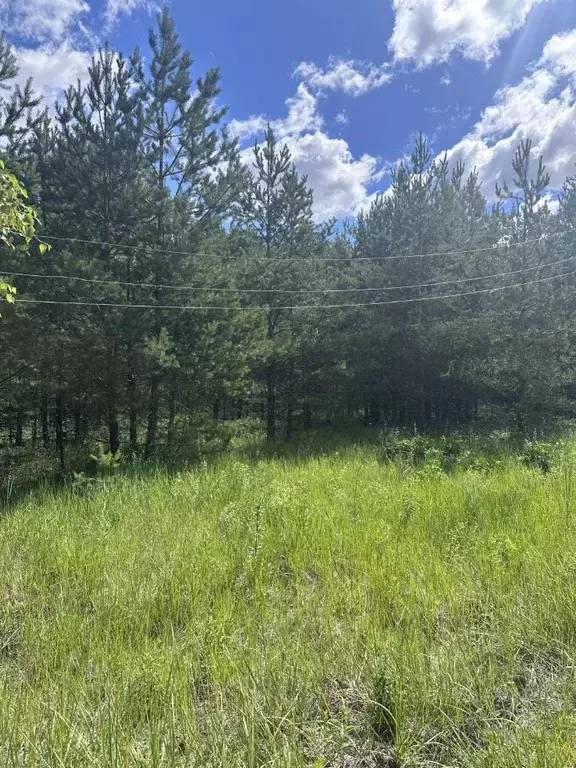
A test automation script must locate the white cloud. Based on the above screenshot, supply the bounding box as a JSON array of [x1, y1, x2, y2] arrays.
[[3, 0, 156, 110], [541, 28, 576, 77], [294, 57, 392, 96], [443, 29, 576, 196], [15, 42, 91, 104], [0, 0, 89, 43], [537, 193, 560, 214], [105, 0, 157, 27], [335, 111, 349, 125], [230, 83, 322, 142], [231, 84, 381, 220], [389, 0, 549, 67], [283, 133, 379, 219], [281, 83, 324, 136], [440, 73, 452, 86]]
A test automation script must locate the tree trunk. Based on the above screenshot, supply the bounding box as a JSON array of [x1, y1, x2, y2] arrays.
[[32, 406, 38, 445], [128, 372, 138, 451], [41, 395, 49, 449], [55, 393, 66, 472], [107, 369, 120, 454], [167, 374, 177, 447], [107, 345, 120, 454], [266, 366, 276, 441], [108, 388, 120, 454], [15, 405, 24, 447], [145, 372, 161, 459], [266, 312, 276, 441], [285, 362, 295, 441], [73, 404, 83, 444], [108, 409, 120, 455], [303, 400, 312, 429]]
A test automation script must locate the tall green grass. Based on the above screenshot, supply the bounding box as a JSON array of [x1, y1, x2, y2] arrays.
[[1, 443, 576, 766]]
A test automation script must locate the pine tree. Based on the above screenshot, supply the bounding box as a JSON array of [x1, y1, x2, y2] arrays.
[[139, 7, 241, 457], [234, 126, 316, 440], [495, 140, 556, 433], [31, 45, 148, 454]]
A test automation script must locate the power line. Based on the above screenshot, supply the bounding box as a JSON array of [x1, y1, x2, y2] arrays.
[[4, 252, 576, 294], [12, 268, 576, 312], [35, 227, 576, 263]]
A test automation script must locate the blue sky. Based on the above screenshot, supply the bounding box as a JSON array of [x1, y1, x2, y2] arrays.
[[3, 0, 576, 219]]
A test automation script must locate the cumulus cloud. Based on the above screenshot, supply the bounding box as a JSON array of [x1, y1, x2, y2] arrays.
[[541, 28, 576, 77], [389, 0, 549, 67], [443, 29, 576, 196], [230, 84, 322, 142], [294, 57, 392, 96], [15, 42, 92, 104], [231, 84, 381, 220], [0, 0, 89, 43], [2, 0, 156, 109], [283, 133, 378, 220]]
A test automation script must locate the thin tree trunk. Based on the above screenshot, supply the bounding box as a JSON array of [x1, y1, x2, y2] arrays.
[[32, 405, 38, 445], [303, 400, 312, 429], [74, 404, 83, 444], [266, 366, 276, 441], [107, 343, 120, 454], [167, 374, 177, 447], [266, 312, 276, 441], [107, 368, 120, 454], [145, 372, 160, 459], [127, 371, 138, 451], [108, 408, 120, 455], [146, 110, 166, 461], [108, 388, 120, 455], [285, 362, 295, 441], [15, 405, 24, 447], [55, 393, 66, 473], [41, 395, 49, 449]]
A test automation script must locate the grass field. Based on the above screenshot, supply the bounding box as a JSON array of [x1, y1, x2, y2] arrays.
[[2, 436, 576, 766]]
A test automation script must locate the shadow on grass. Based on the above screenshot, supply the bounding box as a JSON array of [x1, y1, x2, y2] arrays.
[[0, 426, 388, 512], [0, 423, 537, 514]]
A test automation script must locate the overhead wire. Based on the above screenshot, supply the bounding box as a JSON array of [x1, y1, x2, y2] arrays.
[[34, 227, 576, 263], [3, 252, 576, 294], [12, 268, 576, 312]]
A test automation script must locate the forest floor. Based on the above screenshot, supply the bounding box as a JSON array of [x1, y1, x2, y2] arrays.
[[1, 434, 576, 766]]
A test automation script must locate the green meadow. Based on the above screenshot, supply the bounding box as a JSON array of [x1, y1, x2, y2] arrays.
[[1, 437, 576, 767]]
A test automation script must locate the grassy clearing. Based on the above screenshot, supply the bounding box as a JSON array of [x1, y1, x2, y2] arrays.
[[1, 440, 576, 766]]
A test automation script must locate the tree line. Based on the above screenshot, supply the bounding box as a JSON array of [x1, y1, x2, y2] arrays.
[[2, 9, 576, 466]]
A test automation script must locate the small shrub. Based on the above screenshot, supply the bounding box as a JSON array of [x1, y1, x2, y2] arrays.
[[522, 440, 554, 473]]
